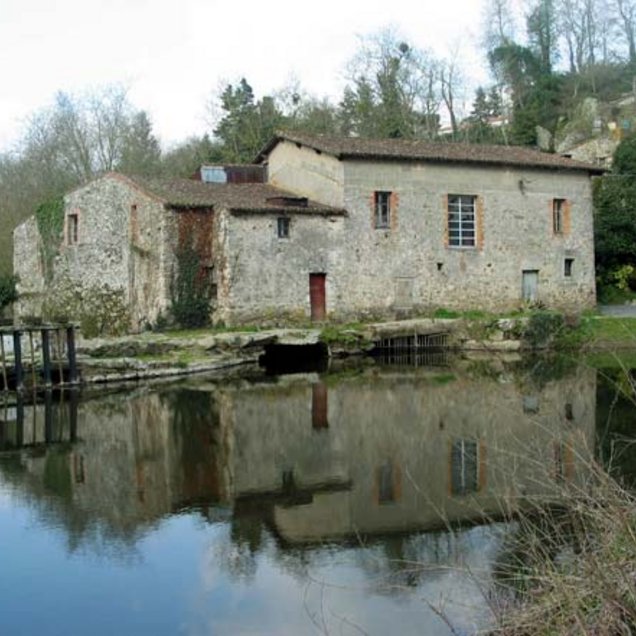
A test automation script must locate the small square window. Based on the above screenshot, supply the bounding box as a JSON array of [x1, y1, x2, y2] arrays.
[[374, 191, 391, 229], [564, 258, 574, 277], [277, 217, 290, 238], [553, 198, 566, 234]]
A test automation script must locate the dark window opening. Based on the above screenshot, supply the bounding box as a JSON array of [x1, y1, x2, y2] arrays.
[[564, 258, 574, 277], [448, 194, 476, 247], [374, 191, 392, 229], [378, 460, 396, 504], [437, 262, 443, 271], [451, 440, 479, 495], [277, 217, 290, 238], [67, 213, 79, 245], [553, 198, 565, 234]]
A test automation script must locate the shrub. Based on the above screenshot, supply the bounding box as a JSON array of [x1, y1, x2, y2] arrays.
[[0, 274, 18, 311]]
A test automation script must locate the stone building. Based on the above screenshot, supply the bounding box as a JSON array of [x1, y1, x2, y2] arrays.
[[13, 132, 603, 330]]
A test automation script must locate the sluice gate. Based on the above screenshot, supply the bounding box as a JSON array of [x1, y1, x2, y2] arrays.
[[0, 325, 79, 392]]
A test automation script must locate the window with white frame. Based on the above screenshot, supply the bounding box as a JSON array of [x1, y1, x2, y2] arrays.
[[374, 191, 392, 229], [448, 195, 476, 247]]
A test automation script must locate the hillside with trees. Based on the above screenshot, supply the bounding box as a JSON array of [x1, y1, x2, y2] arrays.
[[2, 0, 636, 296]]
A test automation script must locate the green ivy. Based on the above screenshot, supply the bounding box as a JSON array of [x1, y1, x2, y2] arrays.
[[35, 197, 65, 282], [0, 274, 17, 310], [170, 236, 211, 328]]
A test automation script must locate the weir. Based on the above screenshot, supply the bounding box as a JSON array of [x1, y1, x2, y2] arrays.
[[0, 325, 79, 393]]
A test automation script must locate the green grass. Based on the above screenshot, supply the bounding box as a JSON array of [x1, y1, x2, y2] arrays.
[[319, 323, 366, 345], [586, 316, 636, 345], [161, 324, 262, 338]]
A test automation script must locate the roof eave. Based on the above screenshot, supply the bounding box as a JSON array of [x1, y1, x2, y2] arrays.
[[229, 206, 347, 216], [338, 153, 605, 174]]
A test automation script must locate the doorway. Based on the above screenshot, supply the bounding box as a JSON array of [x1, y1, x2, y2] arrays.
[[522, 270, 539, 303], [309, 273, 326, 321]]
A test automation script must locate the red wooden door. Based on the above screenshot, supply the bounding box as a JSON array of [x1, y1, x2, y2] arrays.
[[309, 273, 326, 321]]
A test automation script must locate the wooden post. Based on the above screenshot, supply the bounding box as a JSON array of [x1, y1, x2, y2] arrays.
[[13, 330, 24, 393], [44, 390, 53, 443], [41, 328, 52, 388], [15, 394, 24, 448], [69, 388, 79, 442], [66, 326, 78, 385], [0, 333, 8, 391], [29, 331, 37, 391], [55, 329, 64, 385], [16, 393, 24, 443]]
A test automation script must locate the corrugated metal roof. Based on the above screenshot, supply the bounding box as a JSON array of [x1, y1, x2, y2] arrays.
[[256, 131, 605, 174]]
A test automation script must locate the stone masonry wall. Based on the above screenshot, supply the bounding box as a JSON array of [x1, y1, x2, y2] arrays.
[[337, 160, 596, 315], [267, 140, 345, 208], [259, 144, 597, 321], [14, 174, 171, 334], [13, 217, 46, 320], [215, 209, 346, 324]]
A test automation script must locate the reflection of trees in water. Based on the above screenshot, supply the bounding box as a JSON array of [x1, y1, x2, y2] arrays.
[[0, 387, 225, 558], [0, 448, 147, 560], [0, 359, 601, 575], [596, 368, 636, 487]]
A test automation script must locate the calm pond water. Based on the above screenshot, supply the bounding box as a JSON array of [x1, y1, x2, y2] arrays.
[[0, 355, 631, 635]]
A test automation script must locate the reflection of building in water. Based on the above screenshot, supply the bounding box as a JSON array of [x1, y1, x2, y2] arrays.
[[220, 366, 596, 543], [0, 365, 596, 548]]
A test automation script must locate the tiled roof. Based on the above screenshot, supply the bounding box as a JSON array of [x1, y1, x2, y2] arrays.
[[121, 175, 345, 214], [256, 131, 605, 174]]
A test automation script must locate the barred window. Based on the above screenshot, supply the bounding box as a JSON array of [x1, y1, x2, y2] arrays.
[[448, 194, 476, 247]]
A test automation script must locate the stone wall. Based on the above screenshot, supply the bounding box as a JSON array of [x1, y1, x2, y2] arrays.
[[339, 160, 596, 314], [215, 209, 346, 324], [267, 140, 345, 208], [13, 216, 46, 319], [13, 174, 171, 334], [258, 145, 597, 321]]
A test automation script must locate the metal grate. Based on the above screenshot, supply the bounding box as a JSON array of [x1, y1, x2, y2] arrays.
[[375, 349, 451, 368], [377, 332, 449, 352]]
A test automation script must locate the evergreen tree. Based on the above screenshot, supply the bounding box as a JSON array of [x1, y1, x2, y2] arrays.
[[594, 135, 636, 284], [118, 111, 162, 176]]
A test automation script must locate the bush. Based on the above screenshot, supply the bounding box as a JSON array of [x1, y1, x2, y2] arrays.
[[522, 312, 565, 348], [0, 275, 18, 310], [495, 463, 636, 635]]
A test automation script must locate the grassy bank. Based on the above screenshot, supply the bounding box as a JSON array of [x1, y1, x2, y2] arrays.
[[493, 461, 636, 635]]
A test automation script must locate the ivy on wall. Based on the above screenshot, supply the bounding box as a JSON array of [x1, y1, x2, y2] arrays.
[[170, 234, 211, 328], [35, 197, 65, 283], [0, 275, 17, 311]]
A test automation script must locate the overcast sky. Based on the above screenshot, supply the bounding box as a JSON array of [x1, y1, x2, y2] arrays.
[[0, 0, 491, 153]]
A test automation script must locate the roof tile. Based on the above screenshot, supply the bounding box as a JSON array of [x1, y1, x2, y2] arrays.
[[257, 131, 605, 174]]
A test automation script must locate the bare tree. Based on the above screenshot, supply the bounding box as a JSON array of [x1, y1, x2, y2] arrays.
[[614, 0, 636, 62], [482, 0, 519, 50], [343, 26, 441, 138], [439, 48, 467, 139]]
